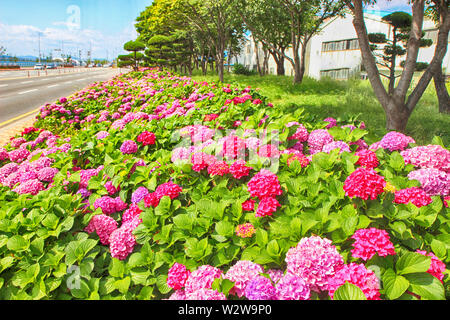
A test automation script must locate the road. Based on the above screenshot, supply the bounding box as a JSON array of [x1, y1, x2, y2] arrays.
[[0, 68, 125, 127]]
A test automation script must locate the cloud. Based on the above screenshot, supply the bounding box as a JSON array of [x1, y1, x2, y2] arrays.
[[366, 0, 412, 12], [0, 21, 138, 58]]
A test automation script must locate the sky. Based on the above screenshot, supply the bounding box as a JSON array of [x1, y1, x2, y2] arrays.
[[0, 0, 154, 60], [0, 0, 412, 61]]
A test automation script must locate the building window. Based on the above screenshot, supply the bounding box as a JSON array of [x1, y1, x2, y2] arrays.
[[322, 39, 359, 52], [320, 68, 350, 80]]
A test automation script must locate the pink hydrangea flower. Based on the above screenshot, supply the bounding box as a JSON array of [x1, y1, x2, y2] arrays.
[[258, 144, 280, 158], [121, 204, 142, 225], [401, 145, 450, 173], [94, 196, 128, 215], [224, 260, 264, 297], [245, 275, 276, 300], [328, 263, 381, 300], [394, 187, 433, 208], [131, 186, 149, 204], [85, 214, 118, 245], [191, 152, 217, 172], [285, 236, 344, 292], [120, 140, 138, 154], [255, 197, 281, 217], [109, 224, 137, 260], [220, 135, 246, 159], [275, 273, 310, 300], [407, 168, 449, 196], [13, 178, 44, 195], [287, 123, 309, 142], [351, 228, 396, 261], [37, 167, 59, 182], [184, 265, 223, 294], [167, 290, 186, 300], [416, 250, 446, 282], [9, 148, 31, 163], [229, 160, 252, 179], [343, 167, 386, 200], [287, 154, 310, 168], [322, 141, 351, 154], [186, 288, 226, 300], [167, 263, 191, 290], [324, 117, 337, 129], [242, 199, 255, 211], [379, 131, 415, 152], [307, 129, 333, 154], [247, 169, 283, 199]]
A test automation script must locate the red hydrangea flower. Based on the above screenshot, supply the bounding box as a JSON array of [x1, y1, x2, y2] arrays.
[[242, 199, 255, 211], [143, 192, 160, 208], [343, 167, 386, 200], [167, 263, 191, 290], [230, 160, 252, 179], [247, 169, 283, 199], [394, 187, 433, 208], [207, 161, 230, 176], [204, 114, 219, 121], [122, 204, 143, 225], [137, 131, 156, 146], [351, 228, 396, 261], [155, 182, 182, 200], [287, 154, 310, 168], [258, 144, 280, 158], [85, 214, 118, 245], [221, 135, 246, 159], [355, 149, 379, 168], [256, 197, 281, 217], [191, 152, 217, 172]]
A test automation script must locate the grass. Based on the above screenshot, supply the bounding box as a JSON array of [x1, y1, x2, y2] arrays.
[[190, 69, 450, 146]]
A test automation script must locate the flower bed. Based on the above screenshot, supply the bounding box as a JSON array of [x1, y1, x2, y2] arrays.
[[0, 68, 448, 300]]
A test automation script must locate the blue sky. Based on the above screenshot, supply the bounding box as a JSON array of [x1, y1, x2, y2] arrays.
[[0, 0, 412, 60], [0, 0, 153, 59]]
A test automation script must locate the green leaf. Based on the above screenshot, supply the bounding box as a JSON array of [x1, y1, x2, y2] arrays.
[[7, 235, 30, 252], [109, 258, 125, 278], [156, 274, 171, 295], [114, 277, 131, 294], [173, 213, 193, 231], [396, 252, 431, 275], [382, 269, 409, 300], [215, 221, 234, 237], [155, 196, 171, 216], [333, 282, 367, 300], [404, 273, 445, 300]]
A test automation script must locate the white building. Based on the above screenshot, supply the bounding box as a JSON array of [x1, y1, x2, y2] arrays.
[[235, 12, 450, 80]]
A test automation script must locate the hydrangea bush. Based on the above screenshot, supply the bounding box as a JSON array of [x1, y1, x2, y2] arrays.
[[0, 68, 448, 300]]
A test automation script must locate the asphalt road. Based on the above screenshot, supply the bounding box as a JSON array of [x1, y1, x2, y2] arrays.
[[0, 68, 125, 127]]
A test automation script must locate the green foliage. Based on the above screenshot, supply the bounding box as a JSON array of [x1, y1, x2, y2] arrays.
[[233, 63, 253, 76]]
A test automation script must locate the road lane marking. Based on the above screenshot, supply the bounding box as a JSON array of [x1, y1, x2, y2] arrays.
[[76, 78, 87, 81], [21, 81, 34, 84], [0, 107, 41, 128], [0, 84, 8, 88], [18, 89, 38, 95], [47, 84, 59, 88], [63, 81, 73, 84]]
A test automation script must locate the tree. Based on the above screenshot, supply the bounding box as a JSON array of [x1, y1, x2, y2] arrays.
[[368, 11, 432, 95], [343, 0, 450, 132], [234, 0, 292, 76], [177, 0, 245, 82], [425, 0, 450, 114], [119, 40, 146, 71], [0, 46, 6, 56]]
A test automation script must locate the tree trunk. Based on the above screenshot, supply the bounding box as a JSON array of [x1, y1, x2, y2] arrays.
[[272, 52, 285, 76], [292, 45, 304, 84], [217, 50, 225, 83], [263, 48, 270, 75], [434, 66, 450, 113], [255, 41, 263, 76], [388, 27, 398, 95], [385, 99, 412, 132]]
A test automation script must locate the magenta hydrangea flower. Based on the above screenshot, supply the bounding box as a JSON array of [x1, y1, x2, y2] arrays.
[[191, 152, 217, 172], [343, 167, 386, 200], [324, 117, 337, 129], [267, 269, 284, 285], [207, 161, 230, 176], [416, 250, 446, 282], [137, 131, 156, 146], [85, 214, 118, 245], [94, 196, 128, 215], [167, 263, 191, 290], [247, 169, 283, 199], [379, 131, 415, 152], [224, 260, 264, 297], [171, 147, 190, 163], [104, 181, 119, 195], [401, 145, 450, 173], [285, 236, 344, 292], [255, 197, 281, 217], [355, 149, 379, 168], [245, 275, 276, 300], [407, 168, 449, 196], [394, 187, 433, 208], [328, 263, 381, 300], [121, 204, 142, 225], [0, 148, 9, 161], [131, 186, 149, 204], [287, 123, 309, 142], [9, 148, 31, 163], [258, 144, 280, 158], [220, 135, 246, 159], [155, 182, 182, 200], [229, 160, 252, 179], [275, 273, 310, 300], [351, 228, 396, 261], [242, 199, 255, 211], [184, 265, 223, 294], [96, 131, 109, 139], [37, 167, 59, 182], [167, 290, 186, 300], [120, 140, 138, 154], [13, 178, 45, 195]]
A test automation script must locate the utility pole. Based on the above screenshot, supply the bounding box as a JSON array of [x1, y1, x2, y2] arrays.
[[38, 32, 42, 63]]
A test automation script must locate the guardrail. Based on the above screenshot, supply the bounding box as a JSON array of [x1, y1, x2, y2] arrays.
[[0, 67, 111, 78]]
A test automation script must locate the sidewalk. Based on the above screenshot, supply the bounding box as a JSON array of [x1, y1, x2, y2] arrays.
[[0, 112, 38, 147]]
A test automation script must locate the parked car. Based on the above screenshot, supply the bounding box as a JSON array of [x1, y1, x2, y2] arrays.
[[34, 64, 45, 70], [46, 64, 57, 69]]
